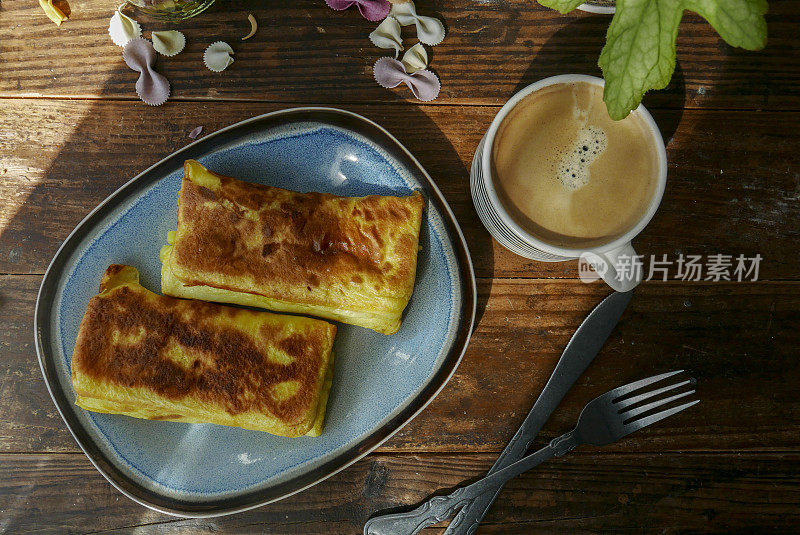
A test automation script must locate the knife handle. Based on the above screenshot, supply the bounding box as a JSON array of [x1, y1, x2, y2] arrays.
[[363, 441, 570, 535], [443, 409, 551, 535], [445, 291, 631, 535], [363, 486, 472, 535], [444, 431, 579, 535]]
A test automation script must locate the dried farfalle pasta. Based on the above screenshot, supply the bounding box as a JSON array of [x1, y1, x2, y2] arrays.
[[123, 38, 170, 106], [325, 0, 390, 22], [204, 41, 234, 73], [109, 8, 141, 47], [374, 57, 440, 101], [369, 16, 403, 58], [401, 43, 427, 73], [390, 1, 445, 46], [151, 30, 186, 57]]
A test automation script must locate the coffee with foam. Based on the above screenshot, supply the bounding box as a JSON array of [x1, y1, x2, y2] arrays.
[[492, 81, 659, 249]]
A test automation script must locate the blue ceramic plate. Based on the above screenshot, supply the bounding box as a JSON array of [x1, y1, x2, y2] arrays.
[[35, 108, 476, 517]]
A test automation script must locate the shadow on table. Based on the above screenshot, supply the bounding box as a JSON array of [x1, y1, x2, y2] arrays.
[[1, 3, 495, 328], [514, 15, 686, 144], [5, 3, 800, 533], [504, 8, 800, 466], [0, 81, 493, 535], [0, 106, 491, 326]]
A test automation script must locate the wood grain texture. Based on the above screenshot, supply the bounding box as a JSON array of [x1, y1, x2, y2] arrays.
[[5, 274, 799, 454], [1, 452, 798, 534], [1, 0, 798, 108], [0, 100, 798, 279], [3, 0, 800, 531]]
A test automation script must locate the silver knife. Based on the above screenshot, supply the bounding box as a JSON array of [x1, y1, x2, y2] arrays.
[[442, 290, 633, 535]]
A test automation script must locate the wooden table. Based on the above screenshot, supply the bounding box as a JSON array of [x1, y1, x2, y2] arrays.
[[2, 0, 799, 532]]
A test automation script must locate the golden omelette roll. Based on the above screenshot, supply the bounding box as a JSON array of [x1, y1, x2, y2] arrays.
[[160, 160, 424, 335], [71, 265, 336, 438]]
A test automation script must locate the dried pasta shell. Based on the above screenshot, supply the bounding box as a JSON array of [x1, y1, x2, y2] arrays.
[[369, 16, 403, 58], [109, 9, 141, 47], [204, 41, 235, 73], [152, 30, 186, 57], [401, 43, 427, 73]]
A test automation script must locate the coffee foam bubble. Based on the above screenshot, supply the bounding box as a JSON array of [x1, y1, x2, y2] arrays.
[[554, 125, 608, 190]]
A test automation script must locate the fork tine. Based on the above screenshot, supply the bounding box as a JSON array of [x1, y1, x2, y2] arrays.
[[615, 379, 693, 409], [623, 399, 700, 434], [609, 370, 684, 401], [620, 389, 695, 420]]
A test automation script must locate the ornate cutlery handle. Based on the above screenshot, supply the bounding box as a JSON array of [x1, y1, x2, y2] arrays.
[[364, 434, 577, 535], [443, 423, 543, 535], [444, 291, 632, 535], [445, 431, 579, 535], [363, 487, 472, 535]]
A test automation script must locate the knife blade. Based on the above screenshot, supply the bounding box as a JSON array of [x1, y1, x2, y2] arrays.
[[443, 290, 633, 535]]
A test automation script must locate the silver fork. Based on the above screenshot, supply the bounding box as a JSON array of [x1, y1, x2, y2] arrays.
[[364, 370, 698, 535]]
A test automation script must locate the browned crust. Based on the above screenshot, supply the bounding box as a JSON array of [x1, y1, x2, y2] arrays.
[[71, 267, 336, 426], [171, 162, 424, 307]]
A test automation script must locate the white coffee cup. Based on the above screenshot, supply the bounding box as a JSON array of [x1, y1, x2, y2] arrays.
[[471, 74, 668, 292]]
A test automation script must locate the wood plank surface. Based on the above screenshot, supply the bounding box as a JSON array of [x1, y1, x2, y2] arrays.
[[1, 452, 798, 534], [1, 0, 798, 109], [3, 0, 800, 531], [1, 100, 798, 279], [5, 274, 799, 454]]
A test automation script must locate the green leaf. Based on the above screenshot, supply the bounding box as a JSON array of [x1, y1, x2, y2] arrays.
[[597, 0, 768, 119], [598, 0, 685, 119], [685, 0, 768, 50], [536, 0, 768, 120], [538, 0, 587, 14]]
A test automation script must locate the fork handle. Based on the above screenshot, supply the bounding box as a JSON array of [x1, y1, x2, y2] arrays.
[[443, 430, 580, 535], [364, 432, 578, 535]]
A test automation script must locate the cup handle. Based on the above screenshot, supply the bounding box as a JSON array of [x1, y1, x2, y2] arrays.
[[583, 242, 642, 292]]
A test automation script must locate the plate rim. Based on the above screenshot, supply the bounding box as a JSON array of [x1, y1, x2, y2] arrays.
[[34, 107, 477, 517]]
